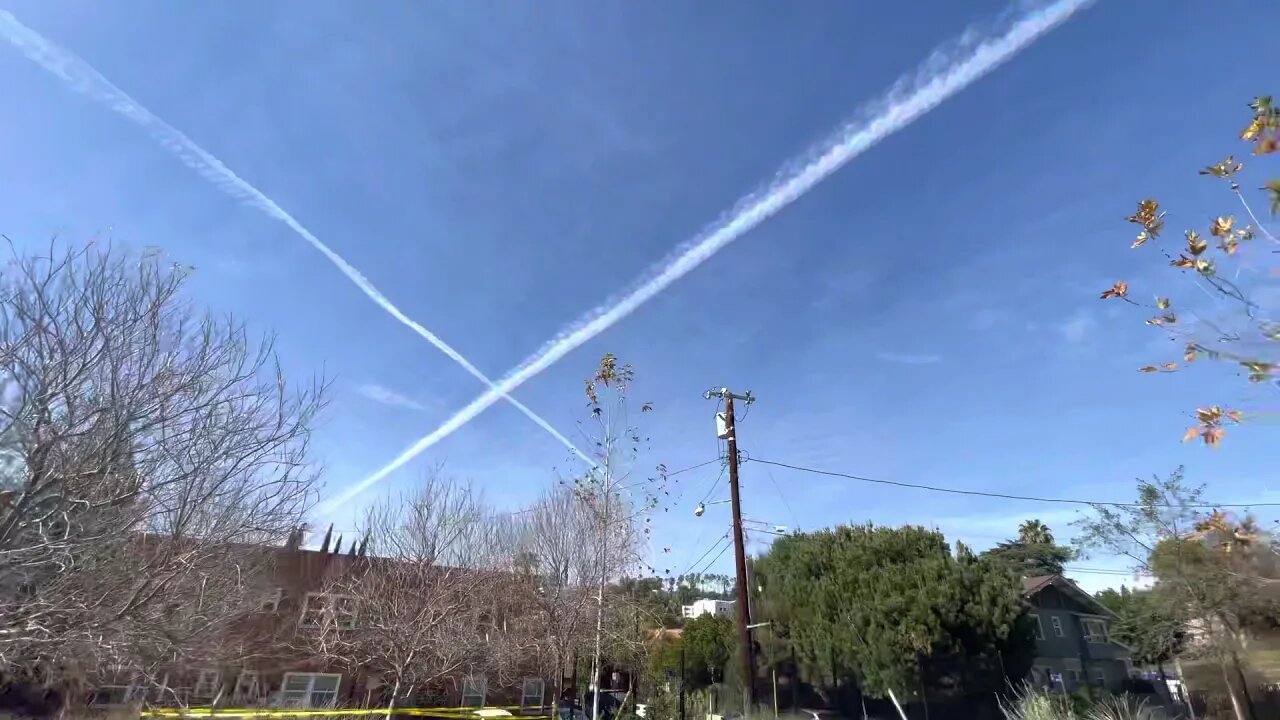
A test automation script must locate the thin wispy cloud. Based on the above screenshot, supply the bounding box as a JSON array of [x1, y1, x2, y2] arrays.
[[328, 0, 1096, 509], [357, 383, 431, 413], [1059, 310, 1095, 344], [0, 9, 593, 469], [877, 352, 943, 365]]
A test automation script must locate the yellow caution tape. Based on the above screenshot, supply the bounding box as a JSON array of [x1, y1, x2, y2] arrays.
[[143, 708, 551, 719]]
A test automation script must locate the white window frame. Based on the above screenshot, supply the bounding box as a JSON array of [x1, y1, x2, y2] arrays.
[[299, 593, 356, 630], [1082, 618, 1108, 643], [279, 672, 342, 708], [88, 684, 145, 707], [1090, 667, 1107, 686], [521, 678, 545, 708], [192, 669, 222, 700], [1032, 615, 1044, 640], [461, 676, 486, 708], [1050, 616, 1065, 638], [233, 670, 260, 701]]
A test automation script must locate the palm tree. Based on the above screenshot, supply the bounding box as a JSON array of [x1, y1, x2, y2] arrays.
[[1018, 519, 1055, 546]]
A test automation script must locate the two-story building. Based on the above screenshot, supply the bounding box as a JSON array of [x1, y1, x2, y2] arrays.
[[83, 527, 563, 712], [680, 599, 733, 620], [1023, 575, 1133, 694]]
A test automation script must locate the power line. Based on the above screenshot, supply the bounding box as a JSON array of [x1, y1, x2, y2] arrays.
[[667, 457, 721, 477], [765, 469, 801, 531], [680, 532, 732, 576], [696, 538, 733, 576], [748, 457, 1280, 509]]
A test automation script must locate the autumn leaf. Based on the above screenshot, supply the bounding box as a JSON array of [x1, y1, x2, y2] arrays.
[[1196, 406, 1224, 424], [1209, 216, 1235, 238], [1126, 199, 1165, 240], [1200, 156, 1243, 178], [1146, 313, 1177, 326], [1171, 255, 1195, 269], [1184, 343, 1199, 362], [1219, 236, 1239, 255], [1194, 258, 1216, 276], [1139, 366, 1158, 373], [1241, 116, 1265, 142], [1186, 229, 1208, 255], [1241, 361, 1276, 383], [1204, 427, 1226, 447], [1099, 281, 1129, 300], [1156, 297, 1171, 309], [1182, 426, 1201, 443], [1132, 231, 1152, 248], [1162, 362, 1177, 371], [641, 402, 654, 413]]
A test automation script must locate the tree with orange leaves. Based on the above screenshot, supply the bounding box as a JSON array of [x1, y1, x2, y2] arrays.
[[1101, 97, 1279, 446]]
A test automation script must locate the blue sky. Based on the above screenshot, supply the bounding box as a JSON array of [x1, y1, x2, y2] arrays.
[[1, 0, 1277, 592]]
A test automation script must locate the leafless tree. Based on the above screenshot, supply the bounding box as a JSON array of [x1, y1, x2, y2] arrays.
[[304, 475, 519, 715], [0, 240, 325, 705]]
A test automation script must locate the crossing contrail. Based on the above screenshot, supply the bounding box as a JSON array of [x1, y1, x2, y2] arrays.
[[0, 9, 595, 468], [325, 0, 1094, 509]]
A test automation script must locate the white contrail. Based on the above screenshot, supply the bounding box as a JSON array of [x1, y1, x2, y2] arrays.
[[326, 0, 1093, 509], [0, 9, 595, 468]]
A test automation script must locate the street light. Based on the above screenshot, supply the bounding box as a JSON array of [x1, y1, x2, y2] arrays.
[[694, 499, 731, 517]]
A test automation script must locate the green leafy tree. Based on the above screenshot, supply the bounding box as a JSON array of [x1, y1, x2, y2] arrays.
[[681, 614, 735, 690], [756, 524, 1035, 703], [1094, 586, 1186, 671], [1099, 96, 1278, 445], [982, 520, 1075, 576], [1075, 468, 1278, 720]]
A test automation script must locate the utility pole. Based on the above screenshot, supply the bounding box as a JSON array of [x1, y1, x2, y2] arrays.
[[704, 387, 757, 711]]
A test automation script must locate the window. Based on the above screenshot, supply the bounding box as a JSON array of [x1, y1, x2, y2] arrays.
[[1050, 616, 1065, 638], [521, 678, 545, 708], [280, 673, 341, 708], [88, 685, 143, 707], [299, 593, 356, 629], [1032, 615, 1044, 640], [1082, 618, 1108, 643], [1090, 668, 1107, 687], [193, 669, 222, 700], [1068, 669, 1082, 686], [233, 671, 260, 701], [461, 676, 486, 708]]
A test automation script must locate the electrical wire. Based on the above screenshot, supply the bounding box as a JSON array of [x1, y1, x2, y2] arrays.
[[696, 538, 733, 576], [680, 533, 730, 578], [765, 469, 800, 531], [666, 457, 721, 477], [747, 457, 1280, 509], [698, 467, 727, 506]]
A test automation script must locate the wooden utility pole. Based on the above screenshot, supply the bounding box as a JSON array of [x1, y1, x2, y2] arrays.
[[704, 387, 757, 710]]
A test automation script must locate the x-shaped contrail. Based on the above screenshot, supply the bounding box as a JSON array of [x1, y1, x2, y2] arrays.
[[1, 0, 1093, 515], [320, 0, 1094, 510]]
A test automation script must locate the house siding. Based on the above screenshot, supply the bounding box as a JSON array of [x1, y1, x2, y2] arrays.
[[1025, 580, 1133, 695]]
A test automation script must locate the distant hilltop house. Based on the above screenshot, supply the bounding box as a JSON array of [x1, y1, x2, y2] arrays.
[[1023, 574, 1134, 694], [681, 598, 734, 620]]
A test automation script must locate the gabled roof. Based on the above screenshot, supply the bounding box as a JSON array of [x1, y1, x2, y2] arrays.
[[1021, 573, 1115, 617]]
